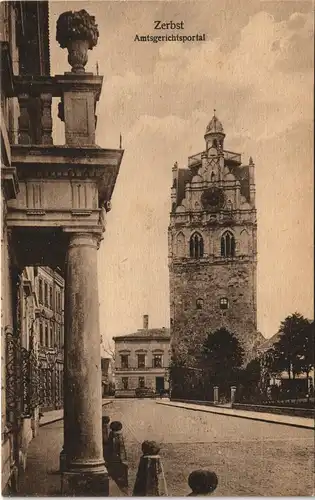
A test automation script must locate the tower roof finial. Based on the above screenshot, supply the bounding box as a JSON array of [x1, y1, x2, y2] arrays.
[[205, 112, 224, 135]]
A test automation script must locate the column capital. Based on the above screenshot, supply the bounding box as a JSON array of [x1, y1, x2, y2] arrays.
[[63, 229, 104, 250]]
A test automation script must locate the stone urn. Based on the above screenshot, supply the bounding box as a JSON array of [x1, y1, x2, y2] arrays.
[[56, 9, 99, 73], [66, 39, 89, 73]]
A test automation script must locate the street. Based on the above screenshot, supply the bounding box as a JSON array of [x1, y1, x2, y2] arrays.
[[105, 399, 313, 496], [19, 399, 313, 496]]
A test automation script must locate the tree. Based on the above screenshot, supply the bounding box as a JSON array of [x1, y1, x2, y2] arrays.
[[242, 358, 261, 384], [295, 320, 314, 379], [238, 357, 263, 401], [269, 313, 312, 380], [101, 338, 115, 361], [202, 328, 245, 387]]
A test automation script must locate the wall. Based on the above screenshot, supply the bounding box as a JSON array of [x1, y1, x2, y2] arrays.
[[170, 258, 258, 359], [1, 191, 15, 493]]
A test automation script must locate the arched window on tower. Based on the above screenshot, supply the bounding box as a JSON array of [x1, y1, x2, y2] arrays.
[[189, 232, 204, 259], [221, 231, 235, 257], [176, 232, 185, 258], [240, 229, 249, 255]]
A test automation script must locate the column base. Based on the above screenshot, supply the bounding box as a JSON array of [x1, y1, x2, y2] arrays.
[[61, 470, 109, 497]]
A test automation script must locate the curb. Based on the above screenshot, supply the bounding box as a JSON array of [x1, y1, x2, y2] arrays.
[[156, 401, 314, 430], [39, 400, 113, 428], [39, 416, 64, 427]]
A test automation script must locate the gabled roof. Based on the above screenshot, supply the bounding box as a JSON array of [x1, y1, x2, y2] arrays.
[[257, 332, 280, 353], [113, 327, 170, 342]]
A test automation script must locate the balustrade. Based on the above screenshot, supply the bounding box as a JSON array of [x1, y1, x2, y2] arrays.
[[11, 72, 103, 148]]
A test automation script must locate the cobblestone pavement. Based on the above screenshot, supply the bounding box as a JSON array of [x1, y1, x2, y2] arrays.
[[18, 399, 313, 496], [105, 399, 314, 497]]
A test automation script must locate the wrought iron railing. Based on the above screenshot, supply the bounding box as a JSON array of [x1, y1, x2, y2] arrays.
[[5, 327, 49, 420], [5, 327, 22, 423]]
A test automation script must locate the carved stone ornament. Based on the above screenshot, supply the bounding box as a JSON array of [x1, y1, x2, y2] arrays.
[[56, 10, 99, 73]]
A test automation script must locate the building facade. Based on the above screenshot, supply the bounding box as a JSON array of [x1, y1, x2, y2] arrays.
[[169, 114, 262, 366], [114, 315, 170, 397], [1, 1, 123, 494], [36, 267, 64, 412], [1, 2, 51, 491]]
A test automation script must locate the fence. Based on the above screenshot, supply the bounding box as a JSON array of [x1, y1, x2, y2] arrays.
[[169, 366, 231, 402]]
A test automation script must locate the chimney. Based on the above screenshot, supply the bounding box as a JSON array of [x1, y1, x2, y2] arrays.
[[143, 314, 149, 330]]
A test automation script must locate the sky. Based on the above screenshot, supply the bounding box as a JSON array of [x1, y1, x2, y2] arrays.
[[49, 0, 314, 350]]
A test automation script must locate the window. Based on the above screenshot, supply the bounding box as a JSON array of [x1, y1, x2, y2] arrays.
[[60, 325, 64, 348], [44, 282, 48, 307], [56, 324, 61, 348], [120, 355, 129, 369], [39, 279, 43, 304], [196, 298, 204, 310], [189, 232, 204, 259], [153, 354, 163, 368], [45, 322, 49, 346], [49, 286, 53, 309], [122, 377, 128, 390], [137, 354, 145, 369], [138, 377, 145, 388], [240, 229, 249, 255], [58, 290, 62, 312], [39, 322, 43, 345], [220, 297, 229, 310], [50, 323, 54, 348], [176, 232, 185, 258], [221, 231, 235, 257]]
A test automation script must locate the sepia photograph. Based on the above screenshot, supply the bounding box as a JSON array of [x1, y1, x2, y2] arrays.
[[0, 0, 314, 496]]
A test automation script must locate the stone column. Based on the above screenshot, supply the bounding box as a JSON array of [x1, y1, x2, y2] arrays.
[[62, 231, 107, 496]]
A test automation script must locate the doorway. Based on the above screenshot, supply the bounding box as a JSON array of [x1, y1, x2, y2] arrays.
[[155, 377, 165, 393]]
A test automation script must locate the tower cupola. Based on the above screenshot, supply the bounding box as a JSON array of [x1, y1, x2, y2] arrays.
[[204, 110, 225, 152]]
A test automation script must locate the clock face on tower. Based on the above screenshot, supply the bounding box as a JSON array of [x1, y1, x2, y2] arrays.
[[201, 187, 225, 211]]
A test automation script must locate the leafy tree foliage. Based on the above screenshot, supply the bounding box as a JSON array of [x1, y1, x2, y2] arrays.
[[202, 328, 244, 386], [241, 358, 261, 384], [265, 313, 314, 380]]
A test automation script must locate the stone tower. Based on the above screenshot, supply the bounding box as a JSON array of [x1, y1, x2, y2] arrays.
[[168, 113, 259, 365]]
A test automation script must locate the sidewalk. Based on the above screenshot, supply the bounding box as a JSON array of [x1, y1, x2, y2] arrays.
[[39, 399, 113, 427], [19, 400, 125, 497], [157, 400, 314, 429]]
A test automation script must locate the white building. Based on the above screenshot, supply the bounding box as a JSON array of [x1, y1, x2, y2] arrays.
[[113, 315, 170, 398]]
